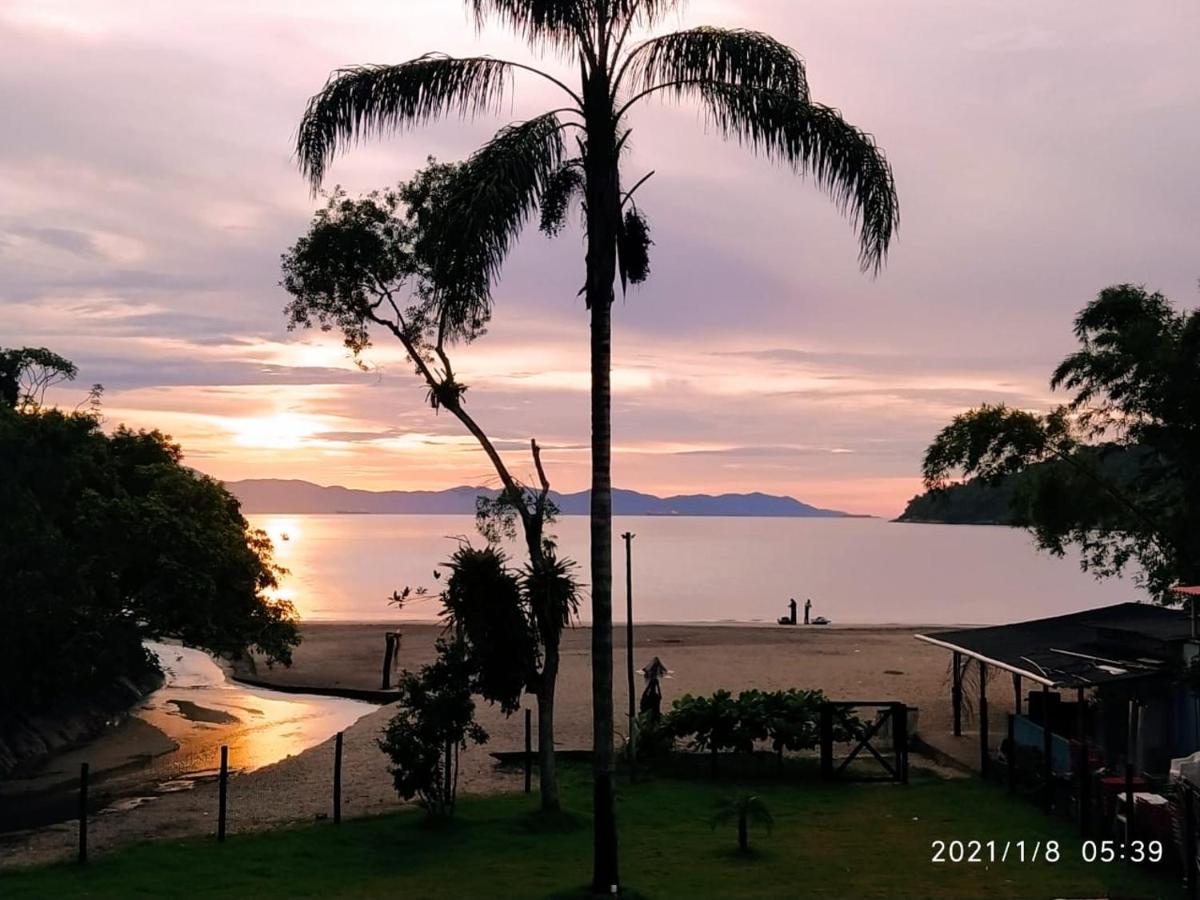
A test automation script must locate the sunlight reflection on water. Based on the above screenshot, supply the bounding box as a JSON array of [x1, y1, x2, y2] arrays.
[[139, 642, 373, 775]]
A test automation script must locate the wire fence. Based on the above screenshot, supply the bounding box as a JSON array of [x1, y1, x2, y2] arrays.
[[50, 703, 1197, 893], [66, 711, 539, 867]]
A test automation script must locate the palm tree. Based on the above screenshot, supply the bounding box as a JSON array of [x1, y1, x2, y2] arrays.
[[295, 3, 898, 890], [712, 793, 774, 853]]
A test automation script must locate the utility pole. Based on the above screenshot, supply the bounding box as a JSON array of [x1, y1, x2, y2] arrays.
[[622, 531, 636, 771]]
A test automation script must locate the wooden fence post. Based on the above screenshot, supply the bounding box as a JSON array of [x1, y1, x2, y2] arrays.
[[381, 633, 396, 690], [333, 731, 343, 824], [1006, 714, 1016, 795], [218, 745, 228, 842], [1076, 687, 1088, 834], [951, 652, 963, 737], [78, 762, 89, 865], [893, 704, 909, 785], [978, 663, 989, 778], [1043, 686, 1054, 814], [524, 708, 532, 794]]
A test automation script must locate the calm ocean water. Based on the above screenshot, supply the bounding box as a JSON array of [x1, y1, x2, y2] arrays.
[[248, 514, 1139, 626]]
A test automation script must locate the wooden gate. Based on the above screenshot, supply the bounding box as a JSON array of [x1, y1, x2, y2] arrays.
[[820, 701, 909, 784]]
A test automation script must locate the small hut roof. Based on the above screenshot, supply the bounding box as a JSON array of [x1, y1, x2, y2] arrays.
[[915, 602, 1191, 688]]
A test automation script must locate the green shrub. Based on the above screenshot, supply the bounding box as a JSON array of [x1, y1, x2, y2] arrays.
[[663, 687, 859, 774], [378, 640, 488, 817]]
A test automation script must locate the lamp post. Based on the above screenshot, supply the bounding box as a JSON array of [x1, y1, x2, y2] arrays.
[[622, 531, 636, 769]]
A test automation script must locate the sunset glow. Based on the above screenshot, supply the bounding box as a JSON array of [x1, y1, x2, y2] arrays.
[[7, 1, 1197, 517]]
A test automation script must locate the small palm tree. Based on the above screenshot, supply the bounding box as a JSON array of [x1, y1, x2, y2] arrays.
[[296, 3, 898, 888], [712, 793, 774, 854]]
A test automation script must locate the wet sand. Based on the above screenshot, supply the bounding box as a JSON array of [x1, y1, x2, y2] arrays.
[[1, 622, 963, 869]]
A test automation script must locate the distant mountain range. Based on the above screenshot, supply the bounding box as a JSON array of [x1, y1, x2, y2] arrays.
[[226, 479, 860, 518]]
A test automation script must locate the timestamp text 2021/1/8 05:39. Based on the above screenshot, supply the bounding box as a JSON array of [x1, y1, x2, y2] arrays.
[[931, 839, 1164, 864]]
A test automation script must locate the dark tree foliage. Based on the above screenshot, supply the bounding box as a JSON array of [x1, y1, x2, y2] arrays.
[[617, 207, 652, 288], [922, 285, 1200, 601], [900, 446, 1150, 526], [383, 538, 579, 817], [0, 346, 77, 411], [283, 164, 581, 812], [440, 544, 539, 714], [0, 365, 298, 716], [659, 687, 856, 774], [422, 540, 580, 716], [378, 639, 488, 817]]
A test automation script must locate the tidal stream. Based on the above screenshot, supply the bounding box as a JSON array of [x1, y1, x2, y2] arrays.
[[0, 642, 375, 833]]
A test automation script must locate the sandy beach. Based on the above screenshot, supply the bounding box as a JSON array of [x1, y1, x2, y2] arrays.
[[1, 622, 968, 869]]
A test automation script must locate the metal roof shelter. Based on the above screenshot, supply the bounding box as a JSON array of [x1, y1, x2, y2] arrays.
[[918, 599, 1200, 826], [916, 602, 1193, 689]]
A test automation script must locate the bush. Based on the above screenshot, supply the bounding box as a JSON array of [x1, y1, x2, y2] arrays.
[[631, 712, 675, 761], [663, 688, 859, 774], [378, 640, 488, 817]]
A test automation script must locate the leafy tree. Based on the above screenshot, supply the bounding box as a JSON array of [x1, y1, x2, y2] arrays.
[[711, 794, 773, 854], [0, 353, 298, 721], [378, 639, 489, 817], [922, 285, 1200, 602], [295, 5, 899, 884], [281, 167, 580, 812], [0, 346, 77, 411]]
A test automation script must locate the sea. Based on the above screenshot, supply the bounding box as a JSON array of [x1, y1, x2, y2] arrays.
[[248, 514, 1139, 627]]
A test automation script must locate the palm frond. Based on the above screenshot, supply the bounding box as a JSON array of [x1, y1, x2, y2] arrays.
[[711, 794, 774, 830], [609, 0, 686, 30], [297, 55, 512, 189], [621, 27, 809, 99], [468, 0, 588, 54], [698, 84, 898, 273], [430, 113, 570, 317]]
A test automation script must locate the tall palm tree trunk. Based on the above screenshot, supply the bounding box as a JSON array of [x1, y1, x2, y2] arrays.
[[589, 292, 618, 890], [584, 66, 621, 893]]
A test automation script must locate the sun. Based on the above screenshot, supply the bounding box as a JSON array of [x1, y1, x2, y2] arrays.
[[229, 413, 323, 449]]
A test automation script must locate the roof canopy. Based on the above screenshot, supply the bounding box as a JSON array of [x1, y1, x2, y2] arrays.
[[916, 602, 1193, 688]]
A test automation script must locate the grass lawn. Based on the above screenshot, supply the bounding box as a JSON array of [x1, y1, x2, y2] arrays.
[[1, 765, 1182, 899]]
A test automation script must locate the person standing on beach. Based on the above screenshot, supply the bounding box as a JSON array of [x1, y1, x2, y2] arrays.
[[788, 598, 798, 625], [804, 599, 812, 625]]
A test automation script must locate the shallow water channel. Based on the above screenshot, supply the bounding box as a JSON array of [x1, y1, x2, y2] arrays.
[[0, 642, 375, 833]]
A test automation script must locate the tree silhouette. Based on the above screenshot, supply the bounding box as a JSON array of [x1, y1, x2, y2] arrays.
[[922, 284, 1200, 602], [295, 4, 899, 888], [0, 346, 77, 412], [281, 167, 580, 811]]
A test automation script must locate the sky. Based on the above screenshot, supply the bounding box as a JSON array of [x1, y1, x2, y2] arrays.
[[2, 0, 1198, 516]]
